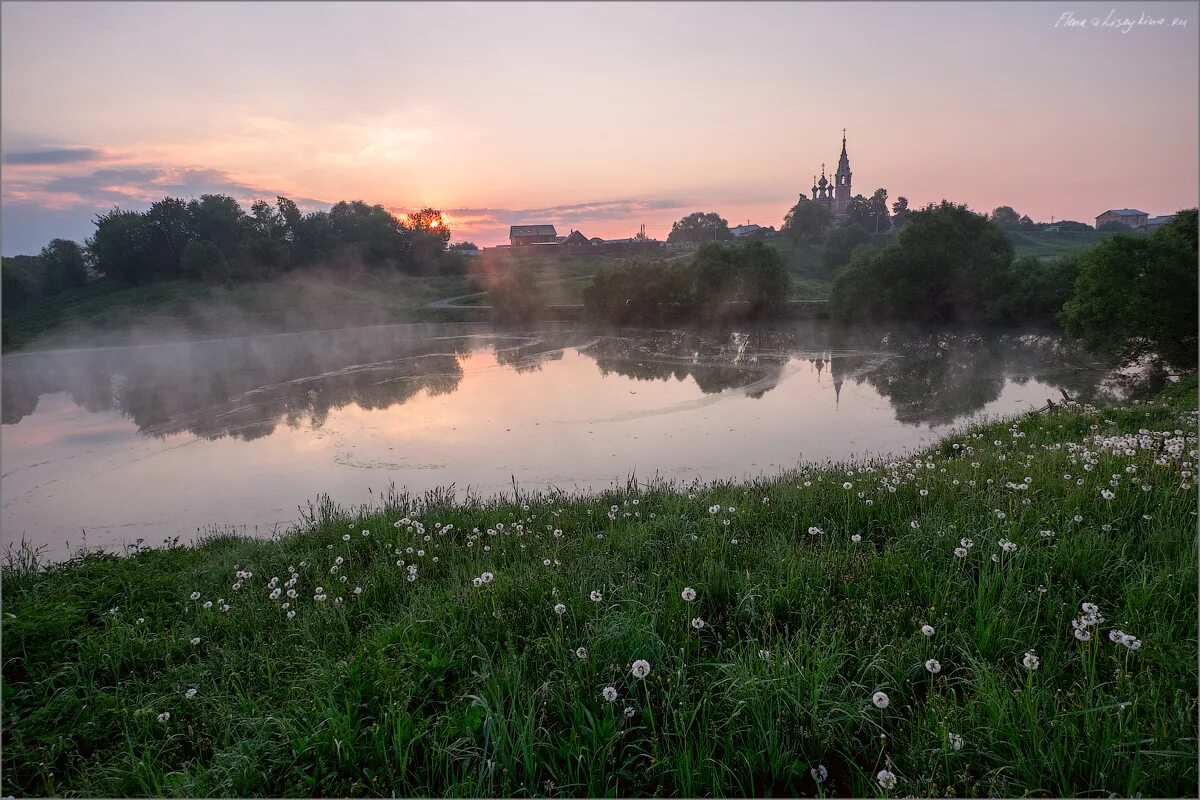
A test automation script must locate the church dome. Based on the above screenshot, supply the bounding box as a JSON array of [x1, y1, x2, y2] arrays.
[[817, 174, 828, 187]]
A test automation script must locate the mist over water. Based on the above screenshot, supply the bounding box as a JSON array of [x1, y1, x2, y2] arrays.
[[2, 321, 1114, 559]]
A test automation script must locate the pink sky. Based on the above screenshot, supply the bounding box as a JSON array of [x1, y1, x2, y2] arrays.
[[2, 1, 1197, 254]]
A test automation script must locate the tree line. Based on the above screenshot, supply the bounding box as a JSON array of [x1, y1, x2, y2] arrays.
[[2, 196, 465, 312], [828, 202, 1197, 372]]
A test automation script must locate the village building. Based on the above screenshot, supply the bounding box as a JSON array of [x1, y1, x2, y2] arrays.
[[509, 224, 558, 246], [1095, 209, 1149, 229], [812, 131, 853, 220], [730, 223, 763, 238], [1138, 214, 1176, 232]]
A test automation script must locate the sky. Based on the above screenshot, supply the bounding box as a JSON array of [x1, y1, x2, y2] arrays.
[[2, 1, 1197, 255]]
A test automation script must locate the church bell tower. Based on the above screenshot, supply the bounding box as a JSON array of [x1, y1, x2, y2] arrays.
[[833, 129, 852, 217]]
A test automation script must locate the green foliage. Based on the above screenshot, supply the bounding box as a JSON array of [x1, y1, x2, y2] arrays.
[[2, 398, 1196, 797], [39, 239, 88, 294], [822, 224, 872, 274], [781, 196, 833, 244], [1061, 209, 1198, 371], [829, 201, 1012, 324], [988, 255, 1082, 325], [667, 212, 732, 244], [990, 206, 1021, 228], [582, 259, 694, 324], [490, 267, 544, 323], [581, 242, 790, 323], [181, 240, 230, 284]]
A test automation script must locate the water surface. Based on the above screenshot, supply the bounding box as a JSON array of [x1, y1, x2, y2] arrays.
[[2, 322, 1109, 558]]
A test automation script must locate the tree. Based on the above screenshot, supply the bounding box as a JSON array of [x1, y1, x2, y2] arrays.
[[822, 224, 872, 273], [2, 258, 38, 311], [844, 195, 874, 229], [892, 196, 910, 228], [449, 241, 479, 252], [990, 206, 1021, 228], [187, 194, 245, 252], [1060, 209, 1197, 371], [39, 239, 88, 294], [988, 254, 1082, 324], [691, 241, 790, 316], [144, 197, 197, 279], [181, 239, 230, 284], [781, 196, 833, 243], [667, 212, 732, 244], [829, 201, 1012, 323], [406, 208, 451, 249], [869, 188, 890, 234], [87, 208, 153, 283]]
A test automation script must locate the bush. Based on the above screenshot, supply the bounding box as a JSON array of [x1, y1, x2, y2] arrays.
[[490, 267, 544, 324], [987, 255, 1081, 325], [822, 224, 872, 274]]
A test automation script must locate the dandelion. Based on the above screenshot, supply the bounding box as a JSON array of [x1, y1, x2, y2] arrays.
[[949, 732, 964, 751], [811, 764, 828, 784], [758, 648, 772, 661], [190, 636, 201, 646], [342, 533, 350, 541], [472, 577, 483, 588], [953, 547, 968, 558], [202, 601, 213, 610], [353, 586, 363, 595], [1022, 650, 1040, 670], [361, 529, 370, 536], [910, 520, 920, 529], [554, 603, 566, 615], [921, 624, 935, 637], [602, 686, 618, 702], [185, 688, 198, 700], [481, 572, 494, 584], [843, 481, 853, 490], [876, 769, 897, 790], [287, 610, 296, 619], [590, 590, 603, 602], [807, 526, 823, 535], [136, 617, 145, 625], [850, 534, 862, 543], [691, 617, 706, 630], [681, 587, 697, 602], [960, 538, 974, 548], [157, 712, 171, 723], [872, 691, 890, 709], [623, 706, 636, 719], [189, 591, 200, 601], [925, 658, 942, 674], [999, 538, 1018, 553], [631, 659, 651, 679], [269, 588, 281, 600]]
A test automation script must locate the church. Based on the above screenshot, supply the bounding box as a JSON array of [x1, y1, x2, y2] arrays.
[[811, 131, 853, 220]]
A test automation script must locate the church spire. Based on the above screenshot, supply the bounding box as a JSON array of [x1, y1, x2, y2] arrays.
[[836, 130, 851, 177]]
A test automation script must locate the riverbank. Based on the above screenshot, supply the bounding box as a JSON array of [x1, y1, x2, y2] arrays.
[[3, 379, 1196, 797]]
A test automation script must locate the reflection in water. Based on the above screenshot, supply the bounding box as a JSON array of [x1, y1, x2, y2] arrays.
[[2, 322, 1120, 557], [3, 324, 1112, 438]]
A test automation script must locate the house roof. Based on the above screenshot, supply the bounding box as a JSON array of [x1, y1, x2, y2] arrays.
[[1146, 215, 1175, 225], [563, 230, 590, 244], [730, 224, 763, 236], [1099, 209, 1148, 217], [510, 224, 557, 236]]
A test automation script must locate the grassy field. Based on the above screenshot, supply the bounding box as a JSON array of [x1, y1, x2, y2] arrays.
[[1007, 230, 1111, 262], [3, 379, 1195, 797]]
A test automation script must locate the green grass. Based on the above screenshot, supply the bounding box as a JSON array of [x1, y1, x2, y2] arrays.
[[3, 386, 1196, 797], [1008, 230, 1111, 262]]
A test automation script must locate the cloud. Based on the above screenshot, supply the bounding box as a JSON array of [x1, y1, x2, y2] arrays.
[[3, 146, 105, 165], [438, 197, 690, 227], [1, 161, 329, 255]]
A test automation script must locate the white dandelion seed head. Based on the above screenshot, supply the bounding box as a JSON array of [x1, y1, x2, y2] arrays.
[[691, 617, 705, 630], [554, 603, 566, 615], [681, 587, 697, 602], [949, 732, 964, 751], [876, 769, 897, 789], [157, 712, 171, 723], [602, 686, 618, 702], [631, 659, 651, 679], [872, 691, 890, 709], [921, 624, 935, 637], [925, 658, 942, 674]]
